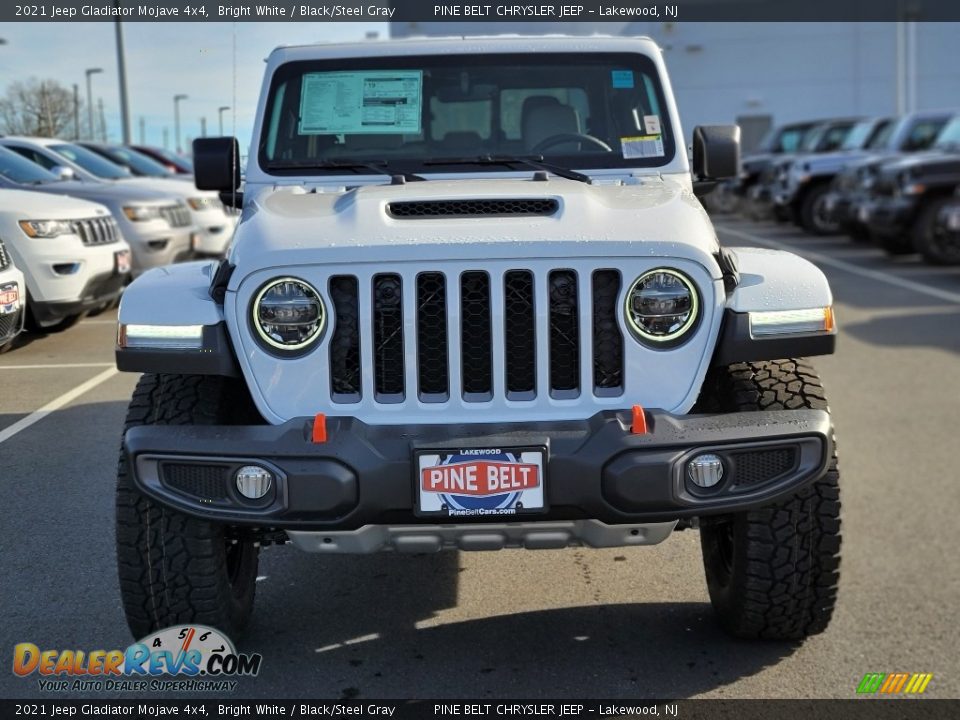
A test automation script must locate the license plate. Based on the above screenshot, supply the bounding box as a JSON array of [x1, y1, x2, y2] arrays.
[[115, 249, 132, 274], [0, 282, 19, 313], [415, 447, 546, 517]]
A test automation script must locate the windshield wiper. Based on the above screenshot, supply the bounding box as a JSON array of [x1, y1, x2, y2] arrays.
[[424, 155, 592, 184], [266, 159, 425, 182]]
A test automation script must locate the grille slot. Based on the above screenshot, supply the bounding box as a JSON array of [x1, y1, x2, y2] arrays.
[[416, 272, 449, 401], [592, 270, 624, 394], [0, 308, 21, 340], [73, 217, 120, 246], [548, 270, 580, 397], [460, 272, 492, 400], [0, 239, 10, 270], [504, 270, 536, 399], [329, 275, 361, 401], [162, 463, 229, 500], [388, 198, 559, 219], [373, 273, 405, 402], [731, 448, 797, 487], [160, 204, 191, 228]]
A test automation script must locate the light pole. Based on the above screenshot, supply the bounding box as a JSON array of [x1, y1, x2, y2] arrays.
[[173, 94, 188, 153], [200, 117, 207, 138], [114, 16, 131, 144], [85, 68, 103, 140], [72, 84, 80, 140], [218, 106, 230, 135]]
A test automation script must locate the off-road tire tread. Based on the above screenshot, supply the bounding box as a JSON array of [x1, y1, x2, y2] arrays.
[[697, 359, 841, 640], [116, 374, 259, 639]]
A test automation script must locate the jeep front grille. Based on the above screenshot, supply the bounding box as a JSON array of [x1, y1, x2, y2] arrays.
[[328, 267, 625, 405], [0, 238, 10, 270], [160, 204, 192, 228], [73, 216, 121, 246]]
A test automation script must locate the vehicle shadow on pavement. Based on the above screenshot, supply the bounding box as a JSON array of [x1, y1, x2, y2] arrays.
[[841, 311, 960, 355], [241, 551, 797, 699]]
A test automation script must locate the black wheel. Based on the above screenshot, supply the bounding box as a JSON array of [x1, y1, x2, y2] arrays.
[[696, 360, 841, 640], [116, 374, 262, 639], [914, 198, 960, 266], [799, 184, 840, 235]]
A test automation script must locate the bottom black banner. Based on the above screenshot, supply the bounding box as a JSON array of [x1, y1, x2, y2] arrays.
[[2, 700, 959, 720]]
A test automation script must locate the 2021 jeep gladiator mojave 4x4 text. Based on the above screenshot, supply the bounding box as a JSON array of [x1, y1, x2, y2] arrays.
[[114, 36, 841, 641]]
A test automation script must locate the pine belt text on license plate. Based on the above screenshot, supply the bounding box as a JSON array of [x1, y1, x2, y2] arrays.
[[416, 447, 546, 517]]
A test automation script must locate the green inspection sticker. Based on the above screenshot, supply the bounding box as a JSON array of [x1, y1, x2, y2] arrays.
[[298, 70, 423, 135]]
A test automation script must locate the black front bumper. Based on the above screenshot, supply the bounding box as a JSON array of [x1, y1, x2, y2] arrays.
[[31, 271, 126, 325], [865, 197, 919, 236], [124, 409, 833, 530]]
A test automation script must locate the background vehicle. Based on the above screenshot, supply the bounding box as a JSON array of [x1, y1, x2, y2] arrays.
[[115, 36, 841, 644], [130, 145, 194, 176], [0, 145, 192, 276], [79, 142, 236, 257], [826, 110, 954, 240], [0, 235, 26, 352], [0, 188, 131, 330], [860, 115, 960, 257], [927, 186, 960, 265], [727, 120, 819, 207]]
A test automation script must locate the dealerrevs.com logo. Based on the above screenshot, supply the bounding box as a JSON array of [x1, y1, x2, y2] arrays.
[[13, 625, 262, 692]]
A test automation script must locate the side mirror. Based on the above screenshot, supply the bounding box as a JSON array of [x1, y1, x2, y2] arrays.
[[51, 165, 75, 181], [193, 136, 241, 191], [692, 125, 740, 197]]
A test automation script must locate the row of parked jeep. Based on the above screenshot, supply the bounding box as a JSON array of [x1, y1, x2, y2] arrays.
[[712, 111, 960, 264], [0, 137, 238, 352]]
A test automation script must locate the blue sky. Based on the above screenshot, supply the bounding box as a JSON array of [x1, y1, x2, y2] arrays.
[[0, 22, 388, 153]]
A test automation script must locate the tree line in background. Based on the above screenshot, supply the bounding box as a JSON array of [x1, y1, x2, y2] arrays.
[[0, 78, 107, 140]]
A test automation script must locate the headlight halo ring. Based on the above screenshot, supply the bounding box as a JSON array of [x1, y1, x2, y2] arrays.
[[624, 267, 700, 346], [251, 276, 326, 353]]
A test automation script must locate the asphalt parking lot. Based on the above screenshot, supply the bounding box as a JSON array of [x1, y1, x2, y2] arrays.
[[2, 217, 959, 700]]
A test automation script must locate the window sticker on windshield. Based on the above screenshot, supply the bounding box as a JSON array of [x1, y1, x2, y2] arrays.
[[643, 115, 661, 135], [621, 135, 665, 159], [611, 70, 635, 89], [298, 70, 423, 135]]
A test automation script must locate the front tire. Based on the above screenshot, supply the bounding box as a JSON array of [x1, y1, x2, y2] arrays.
[[799, 184, 840, 235], [696, 360, 841, 640], [116, 374, 262, 639], [914, 198, 960, 266]]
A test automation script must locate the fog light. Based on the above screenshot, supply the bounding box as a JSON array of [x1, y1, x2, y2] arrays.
[[688, 454, 724, 489], [235, 465, 273, 499]]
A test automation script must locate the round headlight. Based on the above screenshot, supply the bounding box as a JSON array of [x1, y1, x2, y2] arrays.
[[252, 278, 325, 351], [625, 268, 699, 344]]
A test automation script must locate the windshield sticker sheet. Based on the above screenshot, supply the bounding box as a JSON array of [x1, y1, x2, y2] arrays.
[[298, 70, 423, 135], [621, 135, 665, 159], [611, 70, 635, 89]]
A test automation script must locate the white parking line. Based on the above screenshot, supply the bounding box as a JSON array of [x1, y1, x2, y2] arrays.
[[0, 367, 119, 445], [0, 363, 114, 370], [715, 224, 960, 306]]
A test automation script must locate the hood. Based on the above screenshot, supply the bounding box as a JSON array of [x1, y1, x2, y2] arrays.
[[0, 188, 111, 218], [23, 179, 184, 205], [232, 177, 720, 272], [118, 177, 216, 200]]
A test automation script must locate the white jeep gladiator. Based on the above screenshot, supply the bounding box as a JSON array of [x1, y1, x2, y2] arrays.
[[114, 36, 841, 642]]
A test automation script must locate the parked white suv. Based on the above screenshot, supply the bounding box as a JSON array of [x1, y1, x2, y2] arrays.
[[0, 188, 131, 329], [0, 140, 193, 276], [0, 235, 25, 352], [115, 36, 841, 643]]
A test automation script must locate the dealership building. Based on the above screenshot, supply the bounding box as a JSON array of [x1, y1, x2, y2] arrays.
[[389, 21, 960, 150]]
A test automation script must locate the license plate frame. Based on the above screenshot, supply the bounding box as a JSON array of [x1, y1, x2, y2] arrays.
[[115, 249, 132, 275], [414, 446, 547, 518], [0, 282, 20, 314]]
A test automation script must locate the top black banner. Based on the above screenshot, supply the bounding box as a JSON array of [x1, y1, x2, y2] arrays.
[[5, 0, 960, 23]]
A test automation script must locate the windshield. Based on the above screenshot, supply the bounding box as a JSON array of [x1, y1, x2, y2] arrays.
[[259, 52, 675, 175], [50, 143, 131, 180], [0, 146, 59, 185], [773, 124, 814, 153], [842, 120, 888, 151], [864, 119, 895, 150], [934, 117, 960, 150], [147, 147, 194, 171], [93, 146, 172, 177]]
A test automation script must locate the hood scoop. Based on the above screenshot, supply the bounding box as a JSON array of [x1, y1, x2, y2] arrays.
[[387, 198, 559, 219]]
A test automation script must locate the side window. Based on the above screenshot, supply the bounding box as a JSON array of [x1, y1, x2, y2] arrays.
[[906, 121, 945, 151], [779, 131, 803, 153], [9, 146, 56, 170]]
